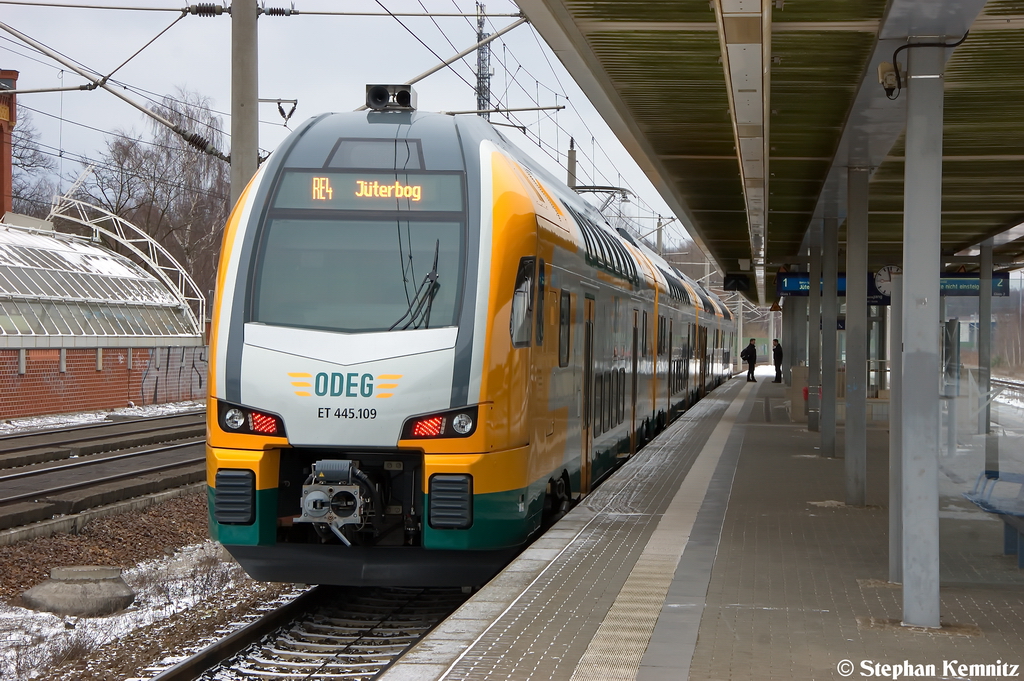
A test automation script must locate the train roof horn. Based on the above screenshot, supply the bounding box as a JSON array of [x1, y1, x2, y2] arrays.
[[366, 84, 417, 112]]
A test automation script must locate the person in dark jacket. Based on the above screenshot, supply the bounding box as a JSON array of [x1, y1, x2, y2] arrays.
[[772, 339, 783, 383], [740, 338, 756, 382]]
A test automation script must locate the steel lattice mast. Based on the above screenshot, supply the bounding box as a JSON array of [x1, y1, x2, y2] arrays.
[[476, 3, 491, 120]]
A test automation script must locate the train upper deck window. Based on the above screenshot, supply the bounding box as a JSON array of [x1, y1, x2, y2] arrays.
[[326, 139, 424, 170], [535, 259, 545, 346], [510, 257, 535, 348], [273, 171, 464, 212], [558, 291, 571, 367]]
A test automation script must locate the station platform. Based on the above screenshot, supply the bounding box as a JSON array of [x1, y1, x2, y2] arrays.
[[380, 368, 1024, 681]]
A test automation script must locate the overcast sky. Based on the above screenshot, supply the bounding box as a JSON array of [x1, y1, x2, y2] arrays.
[[1, 0, 697, 250]]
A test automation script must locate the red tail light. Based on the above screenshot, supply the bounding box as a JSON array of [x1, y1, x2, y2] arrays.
[[411, 416, 445, 438], [218, 401, 286, 438], [249, 411, 280, 435]]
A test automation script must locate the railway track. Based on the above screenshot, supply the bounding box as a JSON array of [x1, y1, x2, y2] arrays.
[[151, 586, 470, 681], [0, 411, 207, 532], [0, 411, 205, 469], [992, 377, 1024, 401], [0, 440, 204, 506]]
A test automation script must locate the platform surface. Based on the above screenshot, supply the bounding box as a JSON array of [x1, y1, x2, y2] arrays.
[[380, 368, 1024, 681]]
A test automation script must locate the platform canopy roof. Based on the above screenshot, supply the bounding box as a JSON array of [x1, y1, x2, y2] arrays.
[[0, 216, 203, 347], [515, 0, 1024, 303]]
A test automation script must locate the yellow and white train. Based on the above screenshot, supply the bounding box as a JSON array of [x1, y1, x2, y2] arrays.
[[206, 95, 736, 586]]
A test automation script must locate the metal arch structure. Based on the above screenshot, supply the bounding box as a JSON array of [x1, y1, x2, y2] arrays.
[[46, 196, 206, 336]]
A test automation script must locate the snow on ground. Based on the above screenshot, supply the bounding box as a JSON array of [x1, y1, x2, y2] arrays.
[[0, 400, 205, 436], [0, 540, 302, 680]]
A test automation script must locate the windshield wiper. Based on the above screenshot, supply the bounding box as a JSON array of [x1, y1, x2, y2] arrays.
[[389, 240, 440, 331]]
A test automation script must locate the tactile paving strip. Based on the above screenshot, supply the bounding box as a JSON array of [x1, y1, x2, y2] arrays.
[[430, 382, 743, 681], [572, 383, 751, 681]]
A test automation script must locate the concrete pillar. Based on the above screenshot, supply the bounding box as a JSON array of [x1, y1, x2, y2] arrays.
[[231, 0, 259, 207], [808, 220, 822, 432], [901, 44, 943, 629], [845, 168, 869, 505], [736, 297, 743, 373], [782, 296, 795, 385], [979, 239, 997, 475], [889, 273, 903, 584], [792, 294, 808, 371], [821, 216, 839, 458], [877, 309, 888, 391], [944, 318, 959, 458]]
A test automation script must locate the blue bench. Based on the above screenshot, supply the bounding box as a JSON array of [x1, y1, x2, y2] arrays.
[[963, 472, 1024, 568]]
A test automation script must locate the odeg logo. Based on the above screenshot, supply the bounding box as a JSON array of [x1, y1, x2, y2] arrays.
[[314, 372, 374, 398], [288, 371, 402, 399]]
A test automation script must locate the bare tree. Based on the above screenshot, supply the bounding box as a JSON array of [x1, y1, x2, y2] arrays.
[[10, 110, 57, 217], [78, 87, 230, 297]]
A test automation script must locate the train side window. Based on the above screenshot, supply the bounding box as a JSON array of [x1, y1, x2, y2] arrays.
[[559, 291, 571, 367], [535, 259, 546, 346], [642, 311, 648, 356], [614, 368, 622, 421], [595, 373, 604, 435], [605, 371, 613, 431], [611, 369, 618, 426], [510, 257, 535, 348]]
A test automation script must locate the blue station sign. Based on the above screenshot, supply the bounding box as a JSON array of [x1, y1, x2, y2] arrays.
[[776, 272, 1008, 304]]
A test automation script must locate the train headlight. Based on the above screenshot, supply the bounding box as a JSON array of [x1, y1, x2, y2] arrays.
[[401, 405, 478, 439], [451, 412, 474, 435], [224, 408, 246, 430], [218, 401, 286, 437]]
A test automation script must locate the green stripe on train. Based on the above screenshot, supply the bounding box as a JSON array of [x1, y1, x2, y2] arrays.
[[423, 484, 543, 550], [207, 486, 279, 546]]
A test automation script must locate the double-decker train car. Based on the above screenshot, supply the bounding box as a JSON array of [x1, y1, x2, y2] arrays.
[[206, 92, 736, 586]]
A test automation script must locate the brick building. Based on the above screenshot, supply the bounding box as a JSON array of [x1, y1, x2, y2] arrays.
[[0, 211, 205, 418]]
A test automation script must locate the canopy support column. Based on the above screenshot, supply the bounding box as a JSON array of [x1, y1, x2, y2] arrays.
[[901, 44, 943, 629], [846, 167, 869, 505], [979, 239, 998, 476], [821, 215, 839, 458], [808, 220, 822, 432], [889, 273, 903, 584]]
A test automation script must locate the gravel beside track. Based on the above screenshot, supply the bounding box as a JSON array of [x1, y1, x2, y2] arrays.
[[0, 491, 211, 604], [50, 581, 300, 681], [0, 489, 306, 680]]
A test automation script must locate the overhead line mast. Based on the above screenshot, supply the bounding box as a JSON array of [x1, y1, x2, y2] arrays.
[[475, 3, 491, 120]]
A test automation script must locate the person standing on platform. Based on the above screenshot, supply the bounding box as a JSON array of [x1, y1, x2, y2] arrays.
[[772, 339, 783, 383], [740, 338, 757, 382]]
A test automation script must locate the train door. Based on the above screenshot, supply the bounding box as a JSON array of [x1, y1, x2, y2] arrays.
[[630, 309, 639, 455], [581, 296, 595, 495], [684, 323, 692, 405], [699, 326, 709, 397], [668, 319, 674, 417]]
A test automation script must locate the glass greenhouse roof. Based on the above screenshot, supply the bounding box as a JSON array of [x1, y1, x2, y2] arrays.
[[0, 225, 202, 344]]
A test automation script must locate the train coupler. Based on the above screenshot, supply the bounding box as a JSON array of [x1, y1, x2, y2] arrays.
[[294, 459, 383, 545]]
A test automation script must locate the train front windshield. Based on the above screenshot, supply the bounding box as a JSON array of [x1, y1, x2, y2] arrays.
[[252, 170, 466, 334]]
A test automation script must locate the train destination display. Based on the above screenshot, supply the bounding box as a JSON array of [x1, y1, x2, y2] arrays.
[[273, 171, 464, 212]]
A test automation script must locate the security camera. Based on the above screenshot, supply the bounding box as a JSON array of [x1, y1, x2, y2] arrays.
[[877, 62, 898, 98]]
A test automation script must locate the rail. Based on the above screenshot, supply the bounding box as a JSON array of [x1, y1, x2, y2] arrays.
[[150, 586, 470, 680]]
